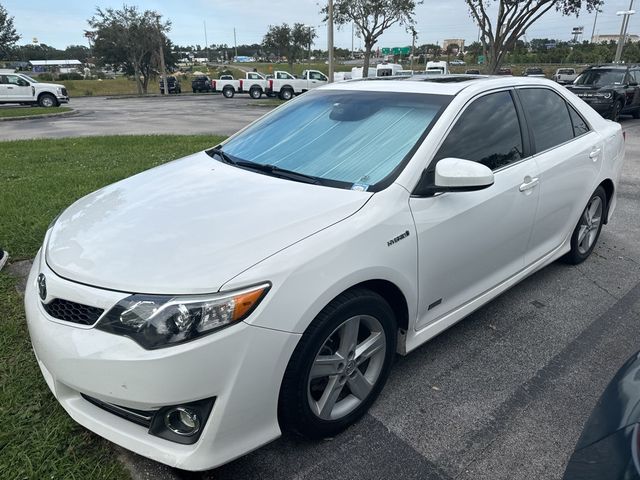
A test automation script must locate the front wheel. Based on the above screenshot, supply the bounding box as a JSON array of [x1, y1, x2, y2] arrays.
[[278, 289, 396, 439], [562, 186, 606, 265], [38, 93, 58, 108], [222, 87, 235, 99]]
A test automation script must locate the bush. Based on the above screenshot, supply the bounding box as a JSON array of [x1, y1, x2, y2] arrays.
[[37, 73, 54, 81], [58, 73, 84, 81]]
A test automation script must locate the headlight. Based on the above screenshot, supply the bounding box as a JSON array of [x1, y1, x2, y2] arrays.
[[96, 283, 270, 349], [595, 92, 613, 99], [56, 87, 62, 94]]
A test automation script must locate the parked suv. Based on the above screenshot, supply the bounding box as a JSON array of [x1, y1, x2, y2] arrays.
[[0, 72, 69, 107], [191, 75, 211, 93], [567, 64, 640, 121], [159, 76, 181, 94]]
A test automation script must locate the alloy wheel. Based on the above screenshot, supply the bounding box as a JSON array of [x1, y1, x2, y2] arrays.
[[307, 314, 386, 421], [577, 196, 603, 255]]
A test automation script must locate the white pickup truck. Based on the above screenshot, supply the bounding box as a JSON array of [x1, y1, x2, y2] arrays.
[[425, 61, 449, 75], [266, 70, 328, 100], [0, 72, 69, 107], [212, 72, 269, 99], [553, 68, 579, 85]]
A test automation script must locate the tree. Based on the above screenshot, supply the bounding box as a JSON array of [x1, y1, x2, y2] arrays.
[[263, 23, 315, 70], [88, 6, 171, 94], [325, 0, 421, 77], [467, 0, 602, 73], [0, 3, 20, 59]]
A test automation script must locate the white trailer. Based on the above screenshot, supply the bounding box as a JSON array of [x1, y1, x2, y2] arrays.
[[376, 63, 403, 77], [425, 61, 449, 75], [351, 66, 377, 79]]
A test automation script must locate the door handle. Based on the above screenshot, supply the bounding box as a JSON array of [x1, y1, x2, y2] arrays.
[[589, 148, 601, 160], [7, 86, 13, 89], [519, 177, 539, 192]]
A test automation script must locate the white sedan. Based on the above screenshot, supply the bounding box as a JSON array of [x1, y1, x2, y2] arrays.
[[25, 75, 625, 470]]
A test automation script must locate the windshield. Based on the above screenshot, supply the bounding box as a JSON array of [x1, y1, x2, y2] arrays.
[[18, 74, 38, 83], [574, 69, 625, 86], [220, 90, 450, 190]]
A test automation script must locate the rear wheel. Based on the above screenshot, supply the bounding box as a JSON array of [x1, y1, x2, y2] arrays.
[[610, 99, 623, 122], [562, 186, 606, 265], [279, 289, 396, 439], [250, 87, 262, 99], [38, 93, 57, 108], [280, 88, 294, 101], [222, 87, 235, 99]]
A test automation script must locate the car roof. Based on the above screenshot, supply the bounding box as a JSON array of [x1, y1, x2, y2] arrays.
[[322, 75, 560, 96], [589, 64, 637, 70]]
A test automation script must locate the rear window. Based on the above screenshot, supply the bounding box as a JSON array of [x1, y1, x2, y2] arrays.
[[518, 88, 574, 152]]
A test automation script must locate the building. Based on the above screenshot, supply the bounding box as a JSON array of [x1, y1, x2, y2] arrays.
[[443, 39, 465, 53], [591, 34, 640, 44], [29, 59, 82, 73]]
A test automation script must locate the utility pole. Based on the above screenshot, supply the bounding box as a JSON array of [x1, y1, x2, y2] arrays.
[[204, 21, 209, 62], [351, 23, 354, 58], [590, 8, 600, 43], [328, 0, 334, 82], [410, 27, 418, 71], [615, 1, 635, 63], [156, 17, 167, 95], [233, 28, 238, 61]]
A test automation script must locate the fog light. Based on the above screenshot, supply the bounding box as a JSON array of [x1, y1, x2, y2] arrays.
[[164, 407, 201, 436]]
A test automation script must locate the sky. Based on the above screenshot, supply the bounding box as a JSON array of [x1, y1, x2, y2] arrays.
[[4, 0, 639, 51]]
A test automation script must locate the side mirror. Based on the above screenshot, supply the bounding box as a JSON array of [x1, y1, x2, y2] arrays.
[[630, 81, 639, 87], [413, 158, 494, 196]]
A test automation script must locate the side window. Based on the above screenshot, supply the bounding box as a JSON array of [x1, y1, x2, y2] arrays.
[[567, 104, 589, 137], [632, 70, 640, 84], [310, 71, 323, 80], [0, 75, 6, 84], [434, 91, 523, 170], [6, 75, 20, 85], [518, 88, 574, 152]]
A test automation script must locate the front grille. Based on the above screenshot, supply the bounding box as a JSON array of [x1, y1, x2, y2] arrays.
[[42, 298, 104, 325], [61, 88, 68, 96], [82, 394, 155, 428]]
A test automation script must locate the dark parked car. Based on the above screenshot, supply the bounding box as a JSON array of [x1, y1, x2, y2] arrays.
[[564, 351, 640, 479], [159, 76, 181, 94], [191, 75, 211, 93], [496, 68, 512, 76], [567, 64, 640, 121], [465, 69, 481, 75]]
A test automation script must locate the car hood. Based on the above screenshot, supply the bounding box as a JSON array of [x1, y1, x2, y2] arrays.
[[567, 85, 615, 93], [46, 151, 371, 294], [35, 82, 65, 90]]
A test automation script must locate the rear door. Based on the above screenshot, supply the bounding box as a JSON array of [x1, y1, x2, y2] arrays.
[[515, 87, 603, 264]]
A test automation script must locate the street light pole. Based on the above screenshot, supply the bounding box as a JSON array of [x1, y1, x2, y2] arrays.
[[590, 8, 600, 43], [615, 1, 635, 63], [328, 0, 334, 82], [156, 17, 167, 96]]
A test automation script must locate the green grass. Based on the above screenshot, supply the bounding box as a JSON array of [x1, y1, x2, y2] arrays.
[[0, 107, 72, 118], [63, 78, 140, 97], [0, 135, 224, 479]]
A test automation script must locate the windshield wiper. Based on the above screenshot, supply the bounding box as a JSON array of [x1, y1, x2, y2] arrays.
[[208, 148, 320, 185]]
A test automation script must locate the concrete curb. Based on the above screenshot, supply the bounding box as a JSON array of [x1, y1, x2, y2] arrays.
[[105, 93, 220, 100], [0, 109, 79, 122]]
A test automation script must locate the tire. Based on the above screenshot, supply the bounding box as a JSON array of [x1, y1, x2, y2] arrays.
[[250, 87, 262, 99], [610, 100, 623, 122], [223, 87, 235, 99], [278, 288, 397, 439], [562, 186, 607, 265], [192, 89, 196, 93], [280, 88, 294, 101], [38, 93, 58, 108]]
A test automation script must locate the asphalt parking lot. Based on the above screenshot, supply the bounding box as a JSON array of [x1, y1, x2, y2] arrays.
[[5, 98, 640, 479], [0, 94, 276, 140]]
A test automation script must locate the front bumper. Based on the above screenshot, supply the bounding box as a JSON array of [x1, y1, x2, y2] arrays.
[[25, 251, 301, 470], [57, 96, 69, 104]]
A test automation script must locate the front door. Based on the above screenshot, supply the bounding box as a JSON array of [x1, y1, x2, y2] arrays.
[[409, 90, 539, 330], [5, 74, 32, 102]]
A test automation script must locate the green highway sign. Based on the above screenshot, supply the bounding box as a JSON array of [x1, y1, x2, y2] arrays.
[[381, 47, 411, 55]]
